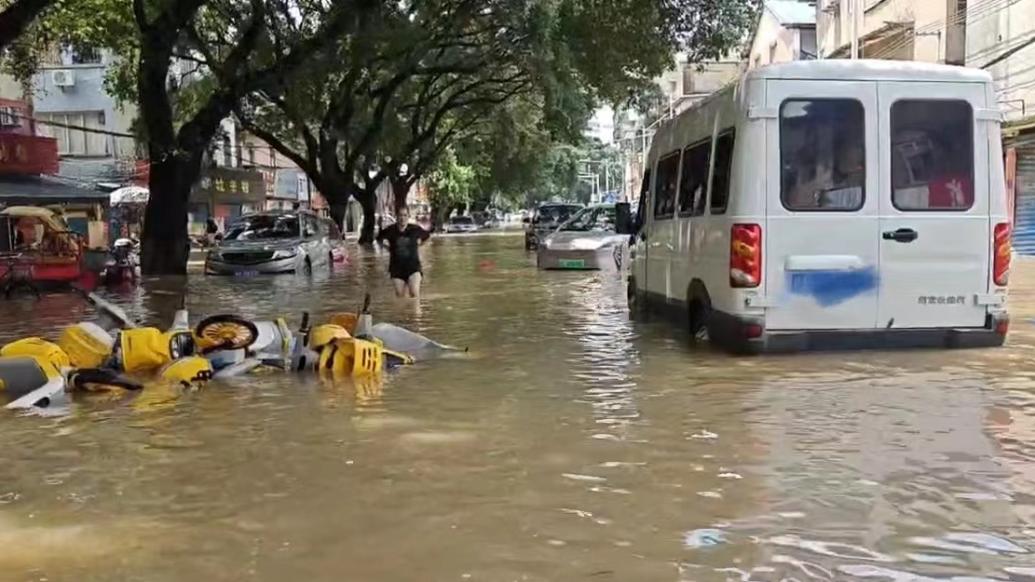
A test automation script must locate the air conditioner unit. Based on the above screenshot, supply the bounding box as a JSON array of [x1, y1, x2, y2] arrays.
[[51, 69, 75, 88]]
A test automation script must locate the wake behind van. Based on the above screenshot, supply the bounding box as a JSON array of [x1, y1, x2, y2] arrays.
[[629, 60, 1010, 354]]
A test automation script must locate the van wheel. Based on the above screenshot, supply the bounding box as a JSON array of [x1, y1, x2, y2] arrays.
[[302, 258, 313, 276], [688, 298, 711, 342], [627, 277, 644, 316]]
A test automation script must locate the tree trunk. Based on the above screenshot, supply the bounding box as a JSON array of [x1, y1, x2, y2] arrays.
[[328, 199, 348, 232], [391, 176, 411, 212], [140, 155, 194, 275], [357, 192, 377, 244]]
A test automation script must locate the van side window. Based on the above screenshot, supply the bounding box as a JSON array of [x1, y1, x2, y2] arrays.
[[636, 169, 650, 231], [679, 140, 711, 217], [653, 152, 680, 219], [710, 131, 735, 214], [780, 99, 865, 211], [891, 100, 974, 211]]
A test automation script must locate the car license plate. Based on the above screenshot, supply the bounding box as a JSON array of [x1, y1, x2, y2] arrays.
[[559, 259, 585, 269], [235, 270, 260, 277]]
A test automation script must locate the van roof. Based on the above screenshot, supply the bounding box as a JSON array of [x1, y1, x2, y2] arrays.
[[746, 59, 992, 84]]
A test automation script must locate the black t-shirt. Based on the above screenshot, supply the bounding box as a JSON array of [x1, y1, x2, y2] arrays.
[[377, 223, 430, 273]]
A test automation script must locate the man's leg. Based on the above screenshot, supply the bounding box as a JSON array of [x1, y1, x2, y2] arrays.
[[406, 272, 423, 298]]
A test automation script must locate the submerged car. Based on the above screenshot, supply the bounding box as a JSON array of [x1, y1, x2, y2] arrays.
[[205, 211, 333, 276], [524, 203, 582, 250], [322, 218, 349, 265], [537, 204, 629, 271], [444, 216, 478, 234]]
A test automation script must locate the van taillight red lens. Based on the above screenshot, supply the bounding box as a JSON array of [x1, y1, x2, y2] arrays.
[[730, 224, 762, 288], [993, 222, 1011, 286], [996, 319, 1010, 336]]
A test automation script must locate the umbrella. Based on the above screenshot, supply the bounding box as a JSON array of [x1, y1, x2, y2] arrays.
[[109, 186, 149, 205]]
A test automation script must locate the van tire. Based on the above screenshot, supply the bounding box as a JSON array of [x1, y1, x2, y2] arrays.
[[687, 281, 711, 342], [302, 257, 313, 276], [627, 276, 645, 316]]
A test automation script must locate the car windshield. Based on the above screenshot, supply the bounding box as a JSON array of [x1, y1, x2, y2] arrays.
[[223, 215, 300, 241], [451, 216, 474, 225], [536, 205, 579, 224], [561, 206, 616, 232]]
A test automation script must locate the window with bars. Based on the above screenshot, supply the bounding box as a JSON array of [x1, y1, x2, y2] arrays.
[[35, 111, 109, 156]]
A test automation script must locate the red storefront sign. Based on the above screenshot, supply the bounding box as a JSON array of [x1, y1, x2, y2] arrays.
[[0, 134, 59, 175]]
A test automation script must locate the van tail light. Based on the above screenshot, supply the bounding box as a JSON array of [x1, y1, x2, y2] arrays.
[[730, 224, 762, 288], [993, 222, 1011, 287]]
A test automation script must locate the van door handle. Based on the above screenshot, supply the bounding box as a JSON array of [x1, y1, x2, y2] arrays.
[[883, 228, 919, 243]]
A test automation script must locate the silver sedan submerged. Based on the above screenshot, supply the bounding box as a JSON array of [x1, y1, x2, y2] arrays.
[[536, 204, 629, 271], [205, 212, 332, 276]]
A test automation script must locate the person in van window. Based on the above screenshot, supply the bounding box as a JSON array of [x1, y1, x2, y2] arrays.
[[821, 141, 864, 209], [926, 133, 973, 208]]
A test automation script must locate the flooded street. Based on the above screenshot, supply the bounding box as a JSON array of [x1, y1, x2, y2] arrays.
[[3, 235, 1035, 581]]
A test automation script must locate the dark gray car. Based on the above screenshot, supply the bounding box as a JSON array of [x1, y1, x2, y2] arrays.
[[205, 211, 332, 276]]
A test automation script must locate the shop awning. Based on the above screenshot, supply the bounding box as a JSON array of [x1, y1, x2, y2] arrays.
[[0, 175, 110, 206]]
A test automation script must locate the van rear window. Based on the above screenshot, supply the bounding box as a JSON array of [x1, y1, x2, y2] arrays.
[[891, 100, 974, 211], [780, 99, 865, 211]]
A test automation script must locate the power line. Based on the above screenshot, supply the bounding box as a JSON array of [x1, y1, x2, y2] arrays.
[[13, 111, 137, 138], [984, 34, 1035, 69], [866, 0, 1020, 60]]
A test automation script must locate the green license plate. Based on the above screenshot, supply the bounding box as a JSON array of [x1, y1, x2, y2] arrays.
[[558, 259, 585, 269]]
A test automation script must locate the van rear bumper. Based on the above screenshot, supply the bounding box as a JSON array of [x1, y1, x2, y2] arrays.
[[709, 310, 1008, 355]]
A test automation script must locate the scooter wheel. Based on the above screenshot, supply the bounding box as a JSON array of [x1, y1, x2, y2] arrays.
[[195, 315, 259, 352]]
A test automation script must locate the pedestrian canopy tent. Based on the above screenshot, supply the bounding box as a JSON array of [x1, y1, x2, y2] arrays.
[[109, 186, 149, 205]]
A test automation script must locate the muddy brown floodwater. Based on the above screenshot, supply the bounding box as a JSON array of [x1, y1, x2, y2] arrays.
[[2, 235, 1035, 581]]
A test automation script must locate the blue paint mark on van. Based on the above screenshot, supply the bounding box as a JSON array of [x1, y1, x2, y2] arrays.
[[788, 267, 879, 307]]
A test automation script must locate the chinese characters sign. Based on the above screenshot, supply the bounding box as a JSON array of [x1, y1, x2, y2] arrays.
[[918, 295, 968, 306], [191, 167, 265, 204]]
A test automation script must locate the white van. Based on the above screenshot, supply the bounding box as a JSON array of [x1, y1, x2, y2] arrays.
[[628, 60, 1011, 354]]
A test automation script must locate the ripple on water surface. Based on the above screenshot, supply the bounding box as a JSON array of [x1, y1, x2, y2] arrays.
[[1, 237, 1034, 581]]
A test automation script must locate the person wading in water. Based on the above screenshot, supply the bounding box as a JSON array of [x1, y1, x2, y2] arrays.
[[376, 206, 431, 298]]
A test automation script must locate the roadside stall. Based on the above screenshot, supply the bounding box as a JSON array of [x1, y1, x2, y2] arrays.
[[0, 206, 84, 291]]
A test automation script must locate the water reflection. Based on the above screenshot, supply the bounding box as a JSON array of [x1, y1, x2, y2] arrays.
[[0, 237, 1034, 581]]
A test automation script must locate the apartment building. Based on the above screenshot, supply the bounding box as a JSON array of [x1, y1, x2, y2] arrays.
[[747, 0, 818, 69], [816, 0, 1035, 254], [31, 45, 140, 187]]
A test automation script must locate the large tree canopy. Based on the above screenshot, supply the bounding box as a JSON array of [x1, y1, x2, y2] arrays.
[[0, 0, 60, 51], [8, 0, 759, 267], [239, 0, 758, 242]]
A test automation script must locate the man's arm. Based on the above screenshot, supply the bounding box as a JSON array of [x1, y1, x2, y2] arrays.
[[416, 225, 431, 245], [376, 224, 392, 247]]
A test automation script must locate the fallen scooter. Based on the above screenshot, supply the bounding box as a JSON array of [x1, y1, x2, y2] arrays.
[[2, 293, 463, 411]]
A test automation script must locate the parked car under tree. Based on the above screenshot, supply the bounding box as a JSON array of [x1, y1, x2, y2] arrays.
[[205, 211, 334, 276]]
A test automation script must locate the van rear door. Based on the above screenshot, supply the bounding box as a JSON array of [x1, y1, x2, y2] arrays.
[[764, 80, 880, 330], [876, 82, 990, 329]]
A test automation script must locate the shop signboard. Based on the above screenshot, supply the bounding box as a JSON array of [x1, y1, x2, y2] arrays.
[[191, 167, 265, 204]]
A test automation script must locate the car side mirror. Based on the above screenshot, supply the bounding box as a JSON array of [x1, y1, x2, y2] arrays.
[[615, 202, 633, 235]]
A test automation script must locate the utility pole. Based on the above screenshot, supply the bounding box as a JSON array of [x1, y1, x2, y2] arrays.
[[850, 0, 860, 59]]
